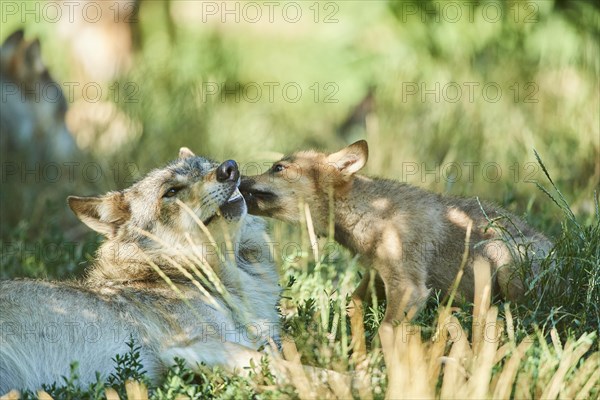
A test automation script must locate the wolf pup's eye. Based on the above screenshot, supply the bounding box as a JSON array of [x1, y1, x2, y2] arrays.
[[272, 164, 286, 173], [163, 187, 183, 198]]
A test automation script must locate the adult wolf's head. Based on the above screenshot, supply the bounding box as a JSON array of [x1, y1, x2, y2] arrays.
[[69, 148, 247, 270], [240, 140, 368, 232]]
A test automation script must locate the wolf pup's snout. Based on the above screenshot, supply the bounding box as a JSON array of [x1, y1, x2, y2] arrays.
[[239, 178, 263, 215], [217, 160, 239, 183]]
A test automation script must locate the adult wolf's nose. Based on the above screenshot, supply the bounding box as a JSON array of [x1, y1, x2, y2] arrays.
[[216, 160, 239, 182]]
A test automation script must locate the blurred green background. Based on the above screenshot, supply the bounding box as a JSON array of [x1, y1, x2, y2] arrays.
[[1, 0, 598, 277]]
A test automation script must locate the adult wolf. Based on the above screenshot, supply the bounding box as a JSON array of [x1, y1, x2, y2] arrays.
[[1, 29, 81, 238], [240, 140, 552, 362], [0, 148, 280, 393]]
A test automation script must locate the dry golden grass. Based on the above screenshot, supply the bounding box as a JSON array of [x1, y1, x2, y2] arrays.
[[263, 250, 599, 399]]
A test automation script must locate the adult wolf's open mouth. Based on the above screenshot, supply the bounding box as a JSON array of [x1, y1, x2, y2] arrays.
[[226, 188, 244, 204], [202, 188, 246, 226], [218, 188, 246, 221]]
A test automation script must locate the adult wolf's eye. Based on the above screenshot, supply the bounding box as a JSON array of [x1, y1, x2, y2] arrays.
[[272, 164, 285, 173], [163, 187, 182, 198]]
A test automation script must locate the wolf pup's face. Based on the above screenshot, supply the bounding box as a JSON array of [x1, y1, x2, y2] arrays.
[[68, 148, 246, 250], [240, 140, 368, 225]]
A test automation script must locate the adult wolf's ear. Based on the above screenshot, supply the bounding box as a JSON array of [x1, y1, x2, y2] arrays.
[[179, 147, 195, 159], [23, 38, 45, 76], [326, 140, 369, 179], [68, 192, 130, 238], [0, 29, 24, 60]]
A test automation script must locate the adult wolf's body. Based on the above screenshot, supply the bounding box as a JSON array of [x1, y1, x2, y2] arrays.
[[0, 30, 81, 239], [0, 149, 279, 393]]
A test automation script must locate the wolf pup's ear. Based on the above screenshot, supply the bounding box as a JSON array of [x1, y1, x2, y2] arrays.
[[68, 192, 130, 238], [326, 140, 369, 179], [179, 147, 195, 159]]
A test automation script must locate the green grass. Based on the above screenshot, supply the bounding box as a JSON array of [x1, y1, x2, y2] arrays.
[[1, 0, 599, 398]]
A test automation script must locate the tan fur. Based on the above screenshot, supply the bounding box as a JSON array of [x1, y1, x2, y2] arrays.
[[240, 140, 552, 361], [0, 150, 280, 393]]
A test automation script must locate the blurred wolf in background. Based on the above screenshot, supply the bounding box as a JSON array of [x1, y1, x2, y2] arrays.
[[0, 29, 77, 163], [0, 148, 280, 393], [0, 29, 80, 238], [241, 140, 553, 363]]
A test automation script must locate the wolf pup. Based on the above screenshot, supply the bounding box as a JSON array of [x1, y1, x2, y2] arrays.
[[0, 148, 280, 393], [240, 140, 552, 360]]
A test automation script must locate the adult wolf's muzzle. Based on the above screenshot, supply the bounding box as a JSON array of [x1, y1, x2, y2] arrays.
[[217, 160, 246, 221]]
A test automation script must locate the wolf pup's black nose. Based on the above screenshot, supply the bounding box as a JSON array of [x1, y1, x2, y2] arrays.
[[216, 160, 239, 182]]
